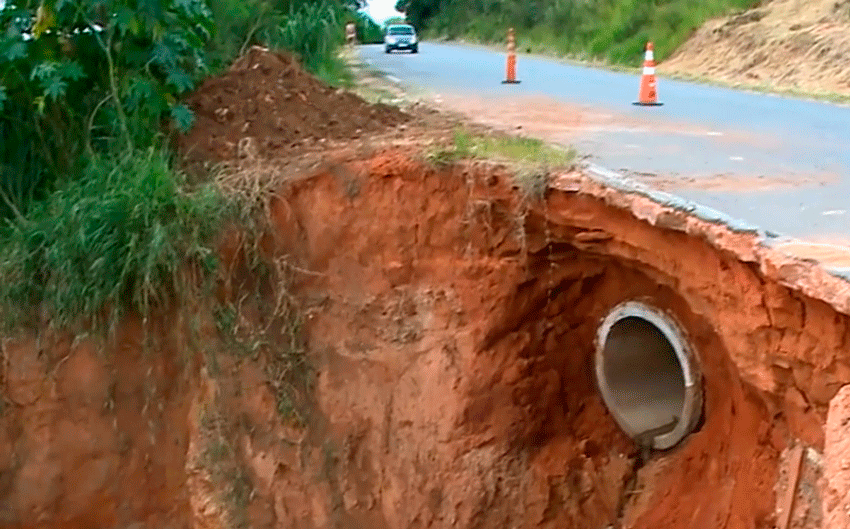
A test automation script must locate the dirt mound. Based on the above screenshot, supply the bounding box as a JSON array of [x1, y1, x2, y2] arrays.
[[177, 46, 409, 164], [660, 0, 850, 95]]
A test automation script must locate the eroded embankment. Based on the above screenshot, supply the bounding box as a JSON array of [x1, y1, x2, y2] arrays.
[[3, 150, 850, 528]]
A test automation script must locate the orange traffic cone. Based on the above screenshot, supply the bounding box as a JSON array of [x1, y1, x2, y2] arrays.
[[502, 28, 521, 84], [633, 42, 663, 106]]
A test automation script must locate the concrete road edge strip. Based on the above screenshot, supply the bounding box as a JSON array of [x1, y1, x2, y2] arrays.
[[559, 162, 850, 315], [583, 162, 770, 238]]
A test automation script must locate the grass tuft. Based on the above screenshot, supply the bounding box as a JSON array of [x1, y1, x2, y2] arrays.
[[212, 157, 312, 425], [427, 128, 574, 203], [274, 0, 353, 86], [0, 149, 228, 333], [427, 128, 574, 190]]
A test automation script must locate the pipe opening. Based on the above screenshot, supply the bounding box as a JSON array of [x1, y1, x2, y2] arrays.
[[595, 301, 703, 450]]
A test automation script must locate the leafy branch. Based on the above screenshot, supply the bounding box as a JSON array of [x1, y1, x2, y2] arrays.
[[0, 0, 214, 217]]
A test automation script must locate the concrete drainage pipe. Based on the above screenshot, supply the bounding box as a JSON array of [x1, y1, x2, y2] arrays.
[[594, 301, 703, 451]]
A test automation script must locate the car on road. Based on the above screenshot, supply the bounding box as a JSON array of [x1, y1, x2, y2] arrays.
[[384, 24, 418, 54]]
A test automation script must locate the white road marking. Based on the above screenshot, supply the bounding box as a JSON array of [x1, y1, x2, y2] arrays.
[[387, 75, 401, 84], [707, 131, 723, 136], [729, 156, 744, 161], [823, 210, 846, 216]]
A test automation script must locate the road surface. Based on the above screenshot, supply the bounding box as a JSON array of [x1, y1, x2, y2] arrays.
[[360, 42, 850, 242]]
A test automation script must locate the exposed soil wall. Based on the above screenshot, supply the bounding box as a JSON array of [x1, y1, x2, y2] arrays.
[[3, 150, 850, 528], [0, 313, 198, 529], [257, 151, 786, 529]]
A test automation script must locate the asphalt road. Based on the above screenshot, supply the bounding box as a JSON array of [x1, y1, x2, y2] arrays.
[[361, 42, 850, 241]]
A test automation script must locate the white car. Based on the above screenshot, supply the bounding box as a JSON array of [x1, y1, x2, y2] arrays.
[[384, 24, 418, 54]]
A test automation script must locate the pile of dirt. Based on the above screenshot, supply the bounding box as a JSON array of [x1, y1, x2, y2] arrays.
[[660, 0, 850, 95], [177, 46, 410, 164]]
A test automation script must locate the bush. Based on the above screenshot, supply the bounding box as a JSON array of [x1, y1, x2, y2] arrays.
[[205, 0, 283, 70], [206, 0, 361, 85], [0, 0, 213, 219], [356, 12, 385, 44], [0, 0, 377, 331], [0, 0, 372, 221]]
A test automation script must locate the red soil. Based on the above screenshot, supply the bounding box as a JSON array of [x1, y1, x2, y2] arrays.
[[5, 47, 850, 528], [177, 46, 409, 165], [5, 147, 850, 529]]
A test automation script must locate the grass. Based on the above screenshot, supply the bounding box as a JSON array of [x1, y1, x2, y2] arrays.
[[356, 11, 386, 44], [213, 160, 312, 425], [213, 301, 257, 359], [261, 260, 310, 426], [427, 128, 576, 199], [429, 128, 575, 168], [206, 0, 362, 87], [0, 148, 228, 333], [211, 260, 309, 425], [273, 0, 353, 87]]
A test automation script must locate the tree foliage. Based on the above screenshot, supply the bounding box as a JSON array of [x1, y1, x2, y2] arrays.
[[356, 11, 384, 44], [0, 0, 382, 329], [0, 0, 375, 219], [0, 0, 213, 217]]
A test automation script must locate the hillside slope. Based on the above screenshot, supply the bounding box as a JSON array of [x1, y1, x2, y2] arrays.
[[660, 0, 850, 96]]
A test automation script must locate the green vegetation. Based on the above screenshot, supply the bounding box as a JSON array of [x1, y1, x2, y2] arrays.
[[397, 0, 761, 64], [429, 128, 575, 168], [276, 0, 349, 82], [384, 16, 407, 26], [0, 149, 227, 331], [206, 0, 377, 77], [428, 128, 575, 198], [356, 11, 386, 44], [0, 0, 214, 221], [0, 0, 383, 332], [204, 0, 373, 88], [0, 0, 217, 329], [212, 258, 310, 424]]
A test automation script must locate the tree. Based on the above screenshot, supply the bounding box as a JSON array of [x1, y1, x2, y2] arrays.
[[0, 0, 213, 217], [384, 16, 406, 25]]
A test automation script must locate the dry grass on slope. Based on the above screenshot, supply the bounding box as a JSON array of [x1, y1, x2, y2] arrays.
[[660, 0, 850, 98]]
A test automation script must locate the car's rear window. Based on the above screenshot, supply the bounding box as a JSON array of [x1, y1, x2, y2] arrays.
[[388, 26, 414, 35]]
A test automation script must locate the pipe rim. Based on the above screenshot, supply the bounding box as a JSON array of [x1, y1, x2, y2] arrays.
[[594, 300, 703, 450]]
